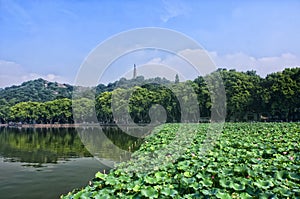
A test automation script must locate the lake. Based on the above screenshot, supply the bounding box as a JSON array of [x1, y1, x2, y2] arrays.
[[0, 126, 147, 199]]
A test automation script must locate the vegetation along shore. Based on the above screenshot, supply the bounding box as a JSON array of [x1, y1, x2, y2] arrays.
[[0, 68, 299, 124]]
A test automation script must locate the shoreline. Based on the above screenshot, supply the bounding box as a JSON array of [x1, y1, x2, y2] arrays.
[[0, 123, 104, 128], [0, 123, 156, 128], [1, 121, 298, 129]]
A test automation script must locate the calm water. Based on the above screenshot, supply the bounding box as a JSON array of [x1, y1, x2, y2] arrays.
[[0, 127, 146, 199]]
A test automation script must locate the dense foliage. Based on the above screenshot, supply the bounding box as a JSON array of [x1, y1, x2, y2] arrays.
[[0, 76, 171, 107], [1, 68, 300, 123], [8, 98, 74, 124], [0, 78, 73, 104], [62, 123, 300, 198]]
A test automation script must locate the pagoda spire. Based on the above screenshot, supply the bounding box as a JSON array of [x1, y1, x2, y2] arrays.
[[133, 64, 137, 79]]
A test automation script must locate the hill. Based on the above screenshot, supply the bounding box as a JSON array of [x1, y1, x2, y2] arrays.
[[0, 78, 73, 105], [0, 76, 173, 106]]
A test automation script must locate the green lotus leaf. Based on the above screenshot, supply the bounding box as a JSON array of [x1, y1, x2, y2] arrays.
[[234, 166, 247, 173], [105, 176, 118, 185], [292, 188, 300, 195], [216, 191, 231, 199], [239, 192, 252, 199], [184, 171, 193, 178], [141, 187, 158, 198], [154, 171, 165, 182], [201, 189, 211, 195], [132, 185, 140, 192], [289, 172, 300, 181], [144, 176, 157, 184], [258, 192, 276, 199], [95, 172, 107, 180], [196, 173, 204, 179], [277, 187, 292, 196], [219, 178, 232, 188], [97, 188, 114, 196], [254, 179, 274, 189], [202, 178, 213, 187], [181, 177, 196, 185], [231, 182, 245, 191], [275, 170, 289, 181], [160, 187, 178, 197], [118, 175, 131, 182], [177, 162, 189, 171], [189, 182, 202, 190]]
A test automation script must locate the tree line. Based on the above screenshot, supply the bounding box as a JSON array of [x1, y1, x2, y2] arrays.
[[0, 67, 299, 124]]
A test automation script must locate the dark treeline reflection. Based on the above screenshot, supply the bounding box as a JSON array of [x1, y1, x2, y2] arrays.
[[75, 126, 147, 164], [102, 126, 147, 151], [0, 127, 91, 164], [0, 127, 143, 165]]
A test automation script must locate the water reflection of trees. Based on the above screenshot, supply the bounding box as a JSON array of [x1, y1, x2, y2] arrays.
[[75, 126, 147, 164], [0, 128, 91, 164], [0, 127, 144, 165], [102, 126, 147, 151]]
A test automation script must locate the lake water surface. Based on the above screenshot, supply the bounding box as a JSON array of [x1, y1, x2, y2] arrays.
[[0, 127, 145, 199]]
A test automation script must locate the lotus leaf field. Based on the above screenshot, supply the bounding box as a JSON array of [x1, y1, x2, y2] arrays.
[[62, 123, 300, 198]]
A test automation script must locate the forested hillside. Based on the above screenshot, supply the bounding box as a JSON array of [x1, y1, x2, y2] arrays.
[[0, 76, 172, 123], [0, 68, 299, 124], [0, 76, 172, 105], [0, 78, 73, 104]]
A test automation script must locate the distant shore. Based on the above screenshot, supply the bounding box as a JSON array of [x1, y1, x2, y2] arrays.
[[0, 123, 154, 128], [0, 123, 104, 128]]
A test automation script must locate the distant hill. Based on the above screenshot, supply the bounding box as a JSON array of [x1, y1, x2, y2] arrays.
[[95, 76, 172, 94], [0, 78, 73, 105], [0, 76, 173, 105]]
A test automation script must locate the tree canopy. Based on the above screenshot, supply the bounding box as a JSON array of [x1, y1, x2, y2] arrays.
[[1, 68, 299, 124]]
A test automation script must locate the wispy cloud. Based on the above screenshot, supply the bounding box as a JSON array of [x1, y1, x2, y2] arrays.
[[160, 0, 189, 22], [59, 8, 78, 20], [210, 52, 300, 77], [132, 50, 300, 79], [1, 0, 36, 32], [0, 60, 70, 88]]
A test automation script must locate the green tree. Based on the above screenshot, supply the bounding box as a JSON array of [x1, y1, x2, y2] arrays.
[[10, 101, 41, 123], [73, 98, 95, 123], [0, 99, 10, 123], [262, 68, 300, 121], [44, 98, 73, 124], [193, 76, 211, 118], [217, 69, 262, 121], [96, 91, 113, 123]]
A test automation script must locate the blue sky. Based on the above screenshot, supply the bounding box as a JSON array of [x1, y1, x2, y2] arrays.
[[0, 0, 300, 87]]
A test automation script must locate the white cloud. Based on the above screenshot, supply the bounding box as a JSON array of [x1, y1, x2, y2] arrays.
[[144, 53, 199, 81], [209, 52, 300, 77], [139, 49, 218, 80], [20, 73, 65, 83], [161, 0, 189, 22], [0, 60, 69, 88], [129, 50, 300, 81], [178, 49, 216, 75]]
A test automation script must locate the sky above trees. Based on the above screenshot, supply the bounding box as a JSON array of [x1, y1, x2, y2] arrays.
[[0, 0, 300, 87]]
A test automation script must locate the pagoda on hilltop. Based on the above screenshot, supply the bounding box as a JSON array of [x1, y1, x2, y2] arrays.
[[133, 64, 137, 79]]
